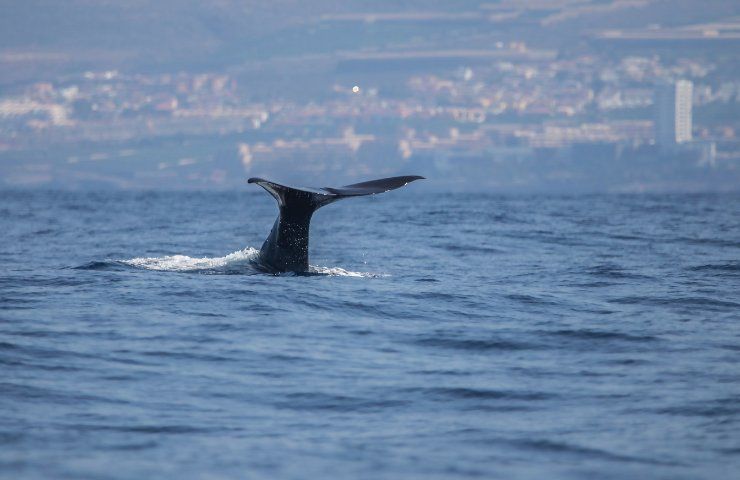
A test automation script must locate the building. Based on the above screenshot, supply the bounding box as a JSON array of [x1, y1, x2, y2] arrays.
[[655, 80, 693, 148]]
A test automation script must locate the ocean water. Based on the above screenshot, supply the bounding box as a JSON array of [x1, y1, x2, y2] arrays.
[[1, 190, 739, 479]]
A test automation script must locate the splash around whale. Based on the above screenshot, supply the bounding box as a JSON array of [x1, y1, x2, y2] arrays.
[[118, 248, 383, 277], [248, 175, 424, 273], [76, 176, 423, 275], [78, 248, 385, 277]]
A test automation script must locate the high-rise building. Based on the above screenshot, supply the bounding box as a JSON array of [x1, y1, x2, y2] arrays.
[[655, 80, 693, 147]]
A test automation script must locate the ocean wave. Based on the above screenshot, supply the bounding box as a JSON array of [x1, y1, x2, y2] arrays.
[[413, 336, 536, 351], [609, 295, 739, 309], [276, 392, 408, 412], [551, 329, 658, 343], [408, 387, 555, 401], [508, 439, 674, 465], [688, 262, 740, 274], [584, 263, 652, 280]]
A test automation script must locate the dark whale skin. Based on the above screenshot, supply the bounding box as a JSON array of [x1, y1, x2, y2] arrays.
[[248, 176, 424, 272]]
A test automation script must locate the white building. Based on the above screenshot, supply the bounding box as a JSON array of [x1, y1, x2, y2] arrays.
[[655, 80, 693, 148]]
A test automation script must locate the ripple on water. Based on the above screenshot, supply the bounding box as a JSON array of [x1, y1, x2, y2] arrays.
[[0, 382, 127, 406], [550, 329, 658, 343], [412, 336, 536, 352], [275, 392, 408, 412], [609, 295, 740, 310], [406, 386, 556, 402], [688, 262, 740, 275]]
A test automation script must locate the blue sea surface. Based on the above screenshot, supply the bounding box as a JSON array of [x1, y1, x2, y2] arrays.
[[1, 190, 739, 479]]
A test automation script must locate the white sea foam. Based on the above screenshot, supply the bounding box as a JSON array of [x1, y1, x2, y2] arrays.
[[121, 247, 384, 277], [121, 248, 261, 272], [309, 265, 387, 278]]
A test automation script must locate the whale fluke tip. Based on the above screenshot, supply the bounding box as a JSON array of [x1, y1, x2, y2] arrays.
[[248, 174, 424, 272]]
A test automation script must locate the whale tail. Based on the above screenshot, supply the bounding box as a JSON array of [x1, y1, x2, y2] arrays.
[[248, 175, 424, 272]]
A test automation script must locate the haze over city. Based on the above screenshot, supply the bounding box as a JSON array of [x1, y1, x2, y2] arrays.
[[1, 0, 739, 191]]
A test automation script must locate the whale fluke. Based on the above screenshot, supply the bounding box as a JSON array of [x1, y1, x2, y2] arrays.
[[248, 175, 424, 272]]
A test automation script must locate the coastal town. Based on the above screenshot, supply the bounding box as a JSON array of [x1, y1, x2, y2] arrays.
[[1, 4, 738, 191]]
